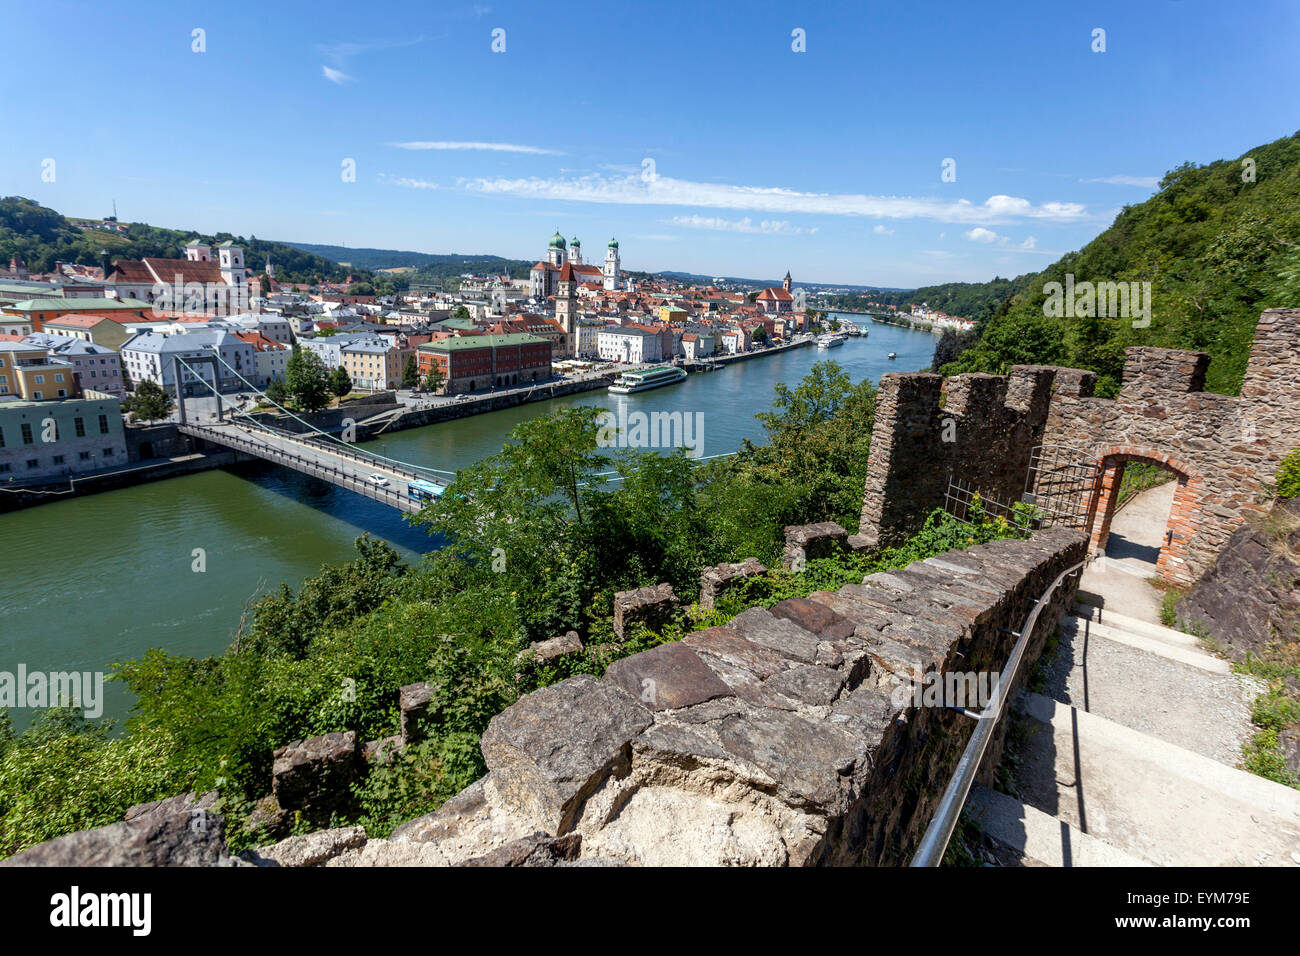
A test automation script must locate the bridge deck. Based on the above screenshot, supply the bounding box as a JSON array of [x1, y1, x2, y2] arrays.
[[179, 421, 445, 514]]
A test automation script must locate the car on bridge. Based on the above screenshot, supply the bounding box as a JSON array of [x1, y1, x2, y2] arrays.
[[366, 473, 391, 487]]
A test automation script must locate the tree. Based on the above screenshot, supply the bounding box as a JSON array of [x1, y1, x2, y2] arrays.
[[452, 305, 470, 319], [330, 365, 353, 398], [122, 380, 174, 423], [284, 346, 332, 412], [752, 325, 769, 344], [401, 356, 420, 389], [422, 366, 445, 394], [264, 379, 287, 405]]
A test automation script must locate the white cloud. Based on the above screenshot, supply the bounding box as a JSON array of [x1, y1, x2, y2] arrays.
[[964, 227, 1001, 243], [379, 173, 438, 190], [1083, 174, 1160, 188], [321, 65, 353, 85], [873, 225, 894, 235], [450, 170, 1090, 225], [390, 141, 563, 156], [668, 215, 817, 235]]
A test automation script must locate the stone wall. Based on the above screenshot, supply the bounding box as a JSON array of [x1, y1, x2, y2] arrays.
[[857, 366, 1066, 550], [858, 308, 1300, 585], [315, 527, 1086, 866]]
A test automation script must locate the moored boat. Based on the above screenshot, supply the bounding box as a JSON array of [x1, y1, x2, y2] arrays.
[[608, 364, 689, 393]]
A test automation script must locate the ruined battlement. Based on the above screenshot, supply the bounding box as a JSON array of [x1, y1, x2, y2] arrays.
[[859, 308, 1300, 585], [858, 364, 1072, 551], [1121, 347, 1210, 395]]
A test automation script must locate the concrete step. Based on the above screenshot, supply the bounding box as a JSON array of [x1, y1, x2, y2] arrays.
[[1061, 615, 1230, 674], [1012, 690, 1300, 867], [1071, 603, 1201, 647], [966, 785, 1151, 867]]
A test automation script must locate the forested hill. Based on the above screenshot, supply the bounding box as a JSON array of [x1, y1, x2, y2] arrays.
[[940, 130, 1300, 396], [820, 276, 1037, 320], [282, 241, 532, 279], [0, 198, 354, 284]]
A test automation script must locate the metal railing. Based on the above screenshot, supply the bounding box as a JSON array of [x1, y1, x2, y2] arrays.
[[909, 557, 1087, 867], [179, 423, 422, 513]]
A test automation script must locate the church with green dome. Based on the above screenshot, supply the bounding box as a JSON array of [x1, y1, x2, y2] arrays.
[[529, 229, 620, 299]]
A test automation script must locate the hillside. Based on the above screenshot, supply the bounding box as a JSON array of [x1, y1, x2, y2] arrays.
[[0, 198, 355, 285], [282, 241, 532, 280], [939, 131, 1300, 396], [816, 277, 1036, 321]]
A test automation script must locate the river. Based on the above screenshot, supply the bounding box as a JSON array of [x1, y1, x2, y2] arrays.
[[0, 316, 937, 724]]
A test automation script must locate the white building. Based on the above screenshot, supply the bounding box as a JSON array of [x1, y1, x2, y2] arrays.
[[120, 329, 256, 396], [597, 326, 663, 364]]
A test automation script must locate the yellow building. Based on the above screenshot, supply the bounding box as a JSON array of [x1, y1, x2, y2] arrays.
[[659, 306, 689, 324], [0, 342, 79, 400]]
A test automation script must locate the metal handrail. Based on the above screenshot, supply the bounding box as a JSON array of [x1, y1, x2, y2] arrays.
[[909, 557, 1087, 867]]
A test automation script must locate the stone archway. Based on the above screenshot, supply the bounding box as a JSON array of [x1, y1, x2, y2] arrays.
[[1086, 444, 1200, 583]]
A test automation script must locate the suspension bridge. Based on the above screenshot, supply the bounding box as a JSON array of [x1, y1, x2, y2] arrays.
[[168, 348, 736, 514], [171, 353, 453, 514]]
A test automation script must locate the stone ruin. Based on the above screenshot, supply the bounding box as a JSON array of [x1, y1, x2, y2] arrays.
[[858, 307, 1300, 585]]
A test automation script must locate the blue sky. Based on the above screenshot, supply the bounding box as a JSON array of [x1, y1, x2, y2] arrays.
[[3, 0, 1298, 287]]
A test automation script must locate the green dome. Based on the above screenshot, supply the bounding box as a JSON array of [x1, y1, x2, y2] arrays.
[[571, 236, 581, 246], [608, 237, 619, 248], [548, 231, 566, 249]]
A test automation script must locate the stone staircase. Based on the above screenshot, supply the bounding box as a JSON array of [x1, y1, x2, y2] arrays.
[[969, 599, 1300, 867]]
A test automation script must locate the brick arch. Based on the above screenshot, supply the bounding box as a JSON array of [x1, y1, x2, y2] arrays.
[[1086, 444, 1202, 584]]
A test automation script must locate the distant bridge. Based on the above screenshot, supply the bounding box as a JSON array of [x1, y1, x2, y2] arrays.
[[180, 419, 446, 514]]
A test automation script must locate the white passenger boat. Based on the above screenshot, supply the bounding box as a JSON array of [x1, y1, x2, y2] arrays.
[[608, 365, 689, 394], [816, 333, 847, 349]]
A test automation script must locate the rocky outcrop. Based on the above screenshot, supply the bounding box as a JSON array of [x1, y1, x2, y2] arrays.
[[2, 791, 237, 867], [782, 522, 848, 570], [613, 583, 680, 639], [1177, 498, 1300, 658], [519, 630, 584, 664], [241, 826, 368, 867], [399, 682, 435, 745], [699, 558, 767, 609], [272, 731, 361, 820]]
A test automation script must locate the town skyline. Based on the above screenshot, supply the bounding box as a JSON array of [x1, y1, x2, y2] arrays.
[[3, 0, 1298, 287]]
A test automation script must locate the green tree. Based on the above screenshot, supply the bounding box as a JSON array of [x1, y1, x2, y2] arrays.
[[284, 346, 332, 412], [423, 366, 445, 394], [401, 356, 419, 389], [330, 364, 353, 398], [122, 380, 174, 423], [452, 305, 470, 319]]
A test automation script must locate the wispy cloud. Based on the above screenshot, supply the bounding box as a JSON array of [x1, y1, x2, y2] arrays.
[[390, 141, 562, 156], [873, 225, 894, 235], [668, 215, 817, 236], [1083, 174, 1160, 188], [451, 170, 1090, 225], [964, 227, 1001, 243], [378, 173, 438, 190], [317, 36, 424, 83]]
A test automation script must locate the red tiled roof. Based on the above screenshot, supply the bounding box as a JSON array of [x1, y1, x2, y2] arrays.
[[43, 313, 123, 328]]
